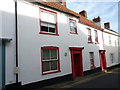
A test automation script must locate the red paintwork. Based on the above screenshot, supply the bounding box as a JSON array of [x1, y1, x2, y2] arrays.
[[69, 19, 78, 34], [87, 28, 93, 43], [69, 47, 84, 79], [94, 30, 99, 44], [39, 8, 58, 35], [41, 46, 61, 75], [99, 50, 107, 71]]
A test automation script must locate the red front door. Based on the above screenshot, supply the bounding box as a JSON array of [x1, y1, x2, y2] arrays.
[[69, 47, 84, 79], [99, 50, 107, 71]]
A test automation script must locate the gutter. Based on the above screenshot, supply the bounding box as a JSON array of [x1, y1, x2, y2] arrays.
[[15, 1, 19, 83]]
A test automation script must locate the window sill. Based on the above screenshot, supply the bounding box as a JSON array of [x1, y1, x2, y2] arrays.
[[39, 32, 59, 36], [42, 70, 61, 75], [88, 41, 93, 44], [70, 32, 78, 34]]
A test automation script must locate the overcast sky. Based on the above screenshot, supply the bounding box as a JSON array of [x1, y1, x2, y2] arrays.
[[66, 0, 119, 32]]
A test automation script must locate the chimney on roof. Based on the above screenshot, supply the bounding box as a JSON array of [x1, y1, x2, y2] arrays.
[[92, 16, 102, 27], [79, 10, 87, 18], [92, 16, 101, 23], [104, 22, 110, 29], [56, 0, 66, 7]]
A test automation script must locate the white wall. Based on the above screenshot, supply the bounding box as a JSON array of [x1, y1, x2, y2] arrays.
[[103, 29, 119, 67], [1, 0, 16, 85], [17, 1, 104, 85], [1, 0, 106, 86]]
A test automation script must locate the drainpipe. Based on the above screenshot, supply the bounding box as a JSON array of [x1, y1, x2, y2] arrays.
[[15, 0, 18, 83]]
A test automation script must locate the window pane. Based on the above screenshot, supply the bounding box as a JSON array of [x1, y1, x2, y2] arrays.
[[41, 22, 48, 32], [43, 61, 50, 72], [49, 27, 55, 33], [90, 59, 94, 65], [51, 49, 57, 59], [41, 26, 48, 32], [41, 11, 48, 22], [49, 24, 56, 33], [88, 30, 91, 35], [110, 53, 114, 63], [89, 52, 94, 59], [70, 20, 75, 27], [42, 49, 50, 60], [51, 61, 58, 70], [49, 14, 56, 23], [70, 27, 76, 33], [88, 36, 91, 41]]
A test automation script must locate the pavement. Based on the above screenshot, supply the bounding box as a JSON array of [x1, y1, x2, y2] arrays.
[[36, 67, 120, 89]]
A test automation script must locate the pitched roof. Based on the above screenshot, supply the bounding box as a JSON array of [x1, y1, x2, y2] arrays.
[[31, 1, 103, 31]]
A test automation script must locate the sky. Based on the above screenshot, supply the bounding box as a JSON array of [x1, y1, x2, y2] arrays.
[[66, 0, 119, 33]]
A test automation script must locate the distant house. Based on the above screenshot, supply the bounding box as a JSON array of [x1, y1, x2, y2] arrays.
[[1, 0, 120, 89]]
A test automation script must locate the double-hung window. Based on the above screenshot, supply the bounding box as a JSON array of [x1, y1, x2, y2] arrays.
[[88, 28, 92, 43], [40, 8, 58, 35], [89, 52, 95, 69], [110, 53, 114, 64], [109, 36, 111, 44], [94, 30, 98, 43], [41, 46, 60, 75], [69, 19, 77, 34]]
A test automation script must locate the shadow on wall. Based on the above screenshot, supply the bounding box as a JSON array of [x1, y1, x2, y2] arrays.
[[104, 44, 120, 66]]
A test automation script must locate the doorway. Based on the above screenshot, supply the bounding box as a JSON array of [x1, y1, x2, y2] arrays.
[[99, 50, 107, 72], [69, 47, 84, 79]]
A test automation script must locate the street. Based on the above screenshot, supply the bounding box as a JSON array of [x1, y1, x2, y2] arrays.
[[69, 69, 120, 88]]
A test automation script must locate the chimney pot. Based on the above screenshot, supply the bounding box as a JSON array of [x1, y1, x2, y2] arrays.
[[92, 16, 101, 23], [79, 10, 87, 18], [56, 0, 66, 7], [104, 22, 110, 29]]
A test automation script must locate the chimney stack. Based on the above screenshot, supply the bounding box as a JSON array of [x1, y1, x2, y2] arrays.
[[92, 16, 101, 23], [104, 22, 110, 29], [79, 10, 87, 18], [56, 0, 66, 7]]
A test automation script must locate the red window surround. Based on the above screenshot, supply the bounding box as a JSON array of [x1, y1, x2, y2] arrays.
[[39, 8, 59, 36], [89, 52, 96, 69], [94, 30, 99, 44], [41, 46, 61, 75], [87, 28, 93, 43], [69, 19, 78, 34]]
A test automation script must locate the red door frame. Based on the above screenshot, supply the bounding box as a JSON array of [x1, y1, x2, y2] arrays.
[[99, 50, 107, 72], [69, 47, 84, 79]]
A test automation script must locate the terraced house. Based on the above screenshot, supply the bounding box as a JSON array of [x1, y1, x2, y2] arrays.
[[0, 0, 120, 89]]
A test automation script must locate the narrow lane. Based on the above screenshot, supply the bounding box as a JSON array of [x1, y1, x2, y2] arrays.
[[71, 69, 120, 88]]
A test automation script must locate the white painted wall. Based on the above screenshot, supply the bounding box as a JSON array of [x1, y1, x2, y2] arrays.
[[1, 0, 16, 85], [3, 0, 119, 86], [17, 1, 104, 85], [103, 29, 119, 67]]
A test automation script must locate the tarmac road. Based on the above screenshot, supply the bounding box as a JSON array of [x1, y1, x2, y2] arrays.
[[70, 69, 120, 88]]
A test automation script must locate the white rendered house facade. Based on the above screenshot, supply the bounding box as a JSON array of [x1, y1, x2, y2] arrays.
[[0, 0, 120, 89]]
